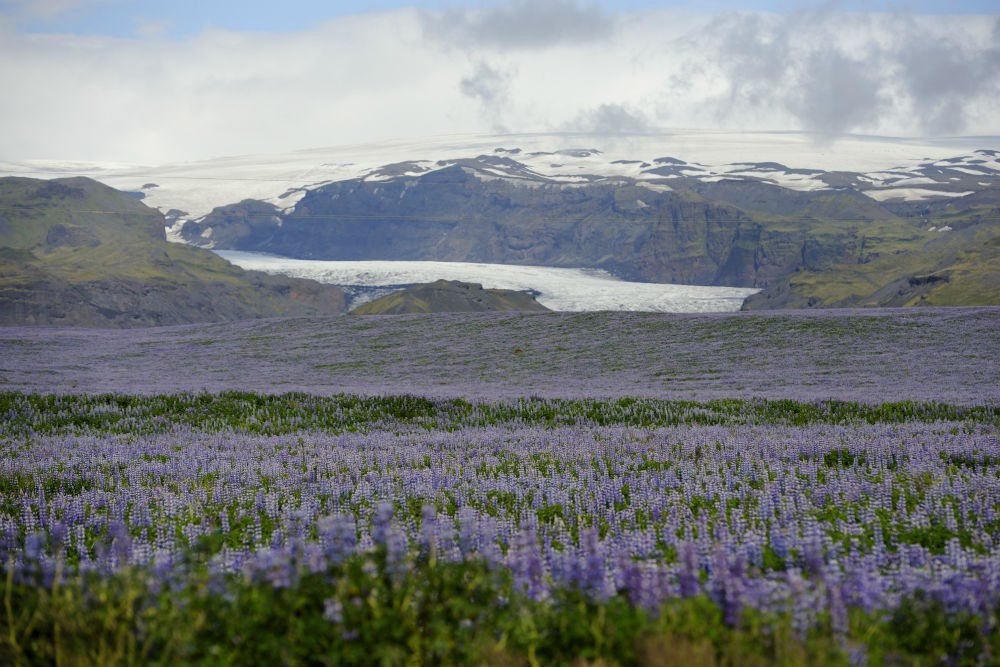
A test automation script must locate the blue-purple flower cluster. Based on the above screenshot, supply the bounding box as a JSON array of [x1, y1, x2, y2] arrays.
[[2, 307, 998, 403], [4, 410, 997, 644]]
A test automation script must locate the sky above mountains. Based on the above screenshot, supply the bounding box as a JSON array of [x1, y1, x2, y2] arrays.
[[1, 0, 998, 164]]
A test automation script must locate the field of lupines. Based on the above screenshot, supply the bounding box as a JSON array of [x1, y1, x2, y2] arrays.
[[2, 308, 998, 402], [2, 307, 999, 665]]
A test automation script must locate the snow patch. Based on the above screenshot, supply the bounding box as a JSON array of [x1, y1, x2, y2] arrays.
[[948, 166, 991, 176], [717, 169, 828, 191], [864, 188, 974, 202], [2, 131, 996, 221], [879, 176, 937, 187], [164, 220, 186, 243]]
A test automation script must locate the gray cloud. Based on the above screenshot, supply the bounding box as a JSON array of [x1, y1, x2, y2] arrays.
[[460, 61, 513, 132], [565, 103, 650, 135], [786, 49, 889, 137], [893, 23, 1000, 135], [714, 13, 791, 109], [421, 0, 615, 50], [688, 10, 1000, 138], [460, 61, 509, 104]]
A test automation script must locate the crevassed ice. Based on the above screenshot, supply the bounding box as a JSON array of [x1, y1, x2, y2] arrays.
[[215, 251, 759, 313]]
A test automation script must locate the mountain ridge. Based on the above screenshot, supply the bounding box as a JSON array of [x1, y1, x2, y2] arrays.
[[2, 133, 998, 310], [171, 147, 999, 308], [4, 132, 994, 221]]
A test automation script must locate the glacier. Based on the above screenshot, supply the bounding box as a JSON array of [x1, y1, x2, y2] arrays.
[[215, 251, 759, 313], [3, 131, 995, 222]]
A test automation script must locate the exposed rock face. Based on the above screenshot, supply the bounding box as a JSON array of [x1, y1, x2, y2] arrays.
[[351, 280, 549, 314], [0, 176, 346, 327], [74, 138, 977, 311], [45, 223, 101, 249], [179, 166, 776, 286], [173, 153, 1000, 309]]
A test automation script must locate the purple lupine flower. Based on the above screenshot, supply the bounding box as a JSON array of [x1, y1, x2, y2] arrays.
[[384, 525, 410, 582], [108, 520, 132, 569], [476, 514, 503, 564], [302, 543, 327, 575], [848, 646, 868, 667], [708, 544, 735, 624], [372, 502, 393, 547], [616, 555, 644, 608], [323, 598, 344, 624], [24, 531, 46, 562], [49, 521, 68, 554], [678, 540, 699, 598], [244, 548, 296, 589], [786, 569, 814, 640], [0, 527, 18, 565], [827, 579, 849, 643], [318, 514, 357, 565], [580, 526, 607, 599], [509, 528, 545, 601], [418, 504, 440, 558], [802, 531, 825, 579], [724, 549, 746, 627], [270, 528, 284, 550], [768, 524, 788, 564], [457, 507, 480, 559]]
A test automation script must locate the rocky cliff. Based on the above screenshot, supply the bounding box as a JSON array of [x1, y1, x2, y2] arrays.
[[173, 150, 1000, 309]]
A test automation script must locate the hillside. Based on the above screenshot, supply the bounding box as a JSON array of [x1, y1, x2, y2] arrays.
[[350, 279, 549, 314], [0, 177, 345, 326], [4, 134, 999, 310]]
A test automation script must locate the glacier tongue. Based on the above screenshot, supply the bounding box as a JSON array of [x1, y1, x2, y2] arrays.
[[215, 251, 759, 313]]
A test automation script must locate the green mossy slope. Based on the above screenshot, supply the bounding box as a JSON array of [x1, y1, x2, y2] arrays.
[[0, 177, 345, 326]]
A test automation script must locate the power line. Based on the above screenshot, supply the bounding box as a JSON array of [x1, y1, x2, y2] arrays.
[[0, 206, 161, 216]]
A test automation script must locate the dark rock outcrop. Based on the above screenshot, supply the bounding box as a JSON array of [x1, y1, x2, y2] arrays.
[[351, 280, 549, 314]]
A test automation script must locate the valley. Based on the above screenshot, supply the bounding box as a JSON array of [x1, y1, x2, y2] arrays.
[[4, 132, 996, 311]]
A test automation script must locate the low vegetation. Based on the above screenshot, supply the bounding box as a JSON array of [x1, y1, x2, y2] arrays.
[[2, 392, 997, 666]]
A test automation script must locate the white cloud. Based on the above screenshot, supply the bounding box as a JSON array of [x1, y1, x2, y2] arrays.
[[0, 5, 996, 164], [0, 10, 480, 162]]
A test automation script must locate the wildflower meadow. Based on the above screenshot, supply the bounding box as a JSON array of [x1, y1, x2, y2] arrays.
[[1, 308, 998, 665]]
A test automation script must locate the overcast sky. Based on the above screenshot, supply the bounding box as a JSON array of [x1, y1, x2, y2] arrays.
[[1, 0, 997, 164]]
